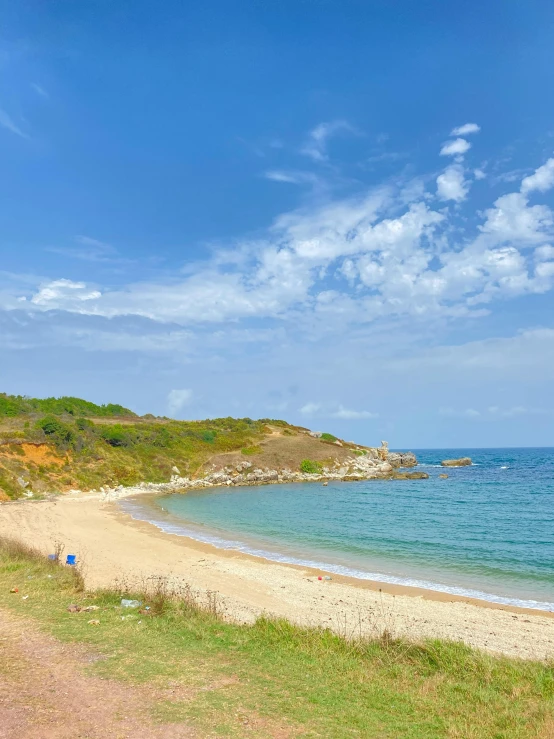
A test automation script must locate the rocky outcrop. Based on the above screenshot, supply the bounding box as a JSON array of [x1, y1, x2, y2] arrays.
[[441, 457, 472, 467], [387, 452, 417, 468], [65, 442, 425, 502]]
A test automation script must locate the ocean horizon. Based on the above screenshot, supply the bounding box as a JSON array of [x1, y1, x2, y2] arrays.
[[120, 447, 554, 612]]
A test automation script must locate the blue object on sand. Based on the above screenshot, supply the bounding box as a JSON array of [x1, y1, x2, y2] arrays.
[[48, 554, 58, 561], [66, 554, 76, 566]]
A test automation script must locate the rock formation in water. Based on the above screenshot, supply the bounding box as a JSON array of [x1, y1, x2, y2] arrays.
[[441, 457, 472, 467]]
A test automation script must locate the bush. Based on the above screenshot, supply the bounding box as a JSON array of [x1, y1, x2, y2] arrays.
[[321, 433, 337, 442], [201, 430, 216, 443], [100, 425, 133, 448], [36, 416, 75, 449], [300, 459, 323, 474]]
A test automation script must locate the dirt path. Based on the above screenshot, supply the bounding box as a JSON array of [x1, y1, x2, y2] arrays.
[[0, 608, 196, 739]]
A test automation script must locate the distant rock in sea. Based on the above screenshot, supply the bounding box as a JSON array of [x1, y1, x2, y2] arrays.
[[441, 457, 472, 467]]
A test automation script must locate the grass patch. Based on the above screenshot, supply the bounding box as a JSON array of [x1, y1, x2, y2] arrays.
[[1, 537, 552, 738], [320, 432, 337, 442], [241, 445, 262, 456], [300, 459, 323, 474]]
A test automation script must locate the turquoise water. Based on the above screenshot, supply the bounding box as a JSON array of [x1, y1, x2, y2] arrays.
[[120, 448, 554, 611]]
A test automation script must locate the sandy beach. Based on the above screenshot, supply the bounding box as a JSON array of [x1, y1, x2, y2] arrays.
[[1, 492, 553, 661]]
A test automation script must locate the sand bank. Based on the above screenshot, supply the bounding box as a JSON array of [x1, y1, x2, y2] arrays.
[[1, 493, 553, 661]]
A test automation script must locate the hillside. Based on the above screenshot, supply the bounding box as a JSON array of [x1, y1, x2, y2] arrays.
[[0, 392, 415, 500]]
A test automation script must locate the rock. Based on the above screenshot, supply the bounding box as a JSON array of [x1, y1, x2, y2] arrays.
[[309, 431, 323, 438], [171, 465, 180, 474], [387, 453, 402, 468], [441, 457, 472, 467], [439, 473, 449, 479], [334, 440, 343, 447], [400, 452, 417, 467], [378, 441, 389, 460], [392, 471, 429, 480], [378, 462, 393, 474]]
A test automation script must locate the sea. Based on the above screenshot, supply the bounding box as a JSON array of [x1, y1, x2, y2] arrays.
[[119, 448, 554, 612]]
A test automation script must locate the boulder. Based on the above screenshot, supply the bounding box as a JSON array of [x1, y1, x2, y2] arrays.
[[441, 457, 472, 467], [439, 473, 448, 479]]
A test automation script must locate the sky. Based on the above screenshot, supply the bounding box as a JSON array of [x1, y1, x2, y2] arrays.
[[1, 0, 554, 448]]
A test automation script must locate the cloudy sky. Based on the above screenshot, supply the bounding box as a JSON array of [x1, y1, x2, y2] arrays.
[[1, 1, 554, 447]]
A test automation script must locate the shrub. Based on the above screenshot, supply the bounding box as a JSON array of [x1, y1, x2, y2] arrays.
[[300, 459, 323, 474], [321, 433, 337, 442], [201, 430, 216, 443], [100, 425, 133, 447], [242, 445, 262, 456], [36, 416, 75, 449]]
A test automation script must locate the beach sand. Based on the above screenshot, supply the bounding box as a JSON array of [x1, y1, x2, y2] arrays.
[[1, 492, 553, 661]]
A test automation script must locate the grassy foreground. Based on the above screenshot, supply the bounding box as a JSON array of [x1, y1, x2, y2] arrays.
[[0, 538, 553, 738]]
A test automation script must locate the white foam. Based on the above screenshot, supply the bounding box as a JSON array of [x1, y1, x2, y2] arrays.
[[119, 499, 554, 613]]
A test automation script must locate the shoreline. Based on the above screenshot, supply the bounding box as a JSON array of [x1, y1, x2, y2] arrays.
[[114, 501, 554, 618], [120, 493, 554, 614], [1, 492, 554, 660]]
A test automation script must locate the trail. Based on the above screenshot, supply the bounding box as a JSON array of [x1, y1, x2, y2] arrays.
[[0, 608, 196, 739]]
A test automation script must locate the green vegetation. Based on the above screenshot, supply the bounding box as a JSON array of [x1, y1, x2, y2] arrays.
[[0, 392, 134, 419], [1, 538, 552, 738], [320, 432, 337, 442], [300, 459, 323, 474], [241, 445, 262, 456], [0, 393, 296, 499]]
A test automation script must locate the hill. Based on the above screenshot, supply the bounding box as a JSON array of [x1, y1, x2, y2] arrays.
[[0, 392, 412, 500]]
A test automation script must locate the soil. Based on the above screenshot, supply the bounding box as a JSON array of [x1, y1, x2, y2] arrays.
[[0, 608, 196, 739], [205, 432, 358, 473]]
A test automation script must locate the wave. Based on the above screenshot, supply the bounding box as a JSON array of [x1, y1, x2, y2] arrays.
[[119, 498, 554, 613]]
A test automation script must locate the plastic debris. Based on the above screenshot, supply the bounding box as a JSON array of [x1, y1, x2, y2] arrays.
[[324, 576, 332, 581], [82, 605, 100, 612], [48, 554, 58, 561], [121, 599, 141, 608], [10, 587, 18, 593], [22, 595, 29, 600], [66, 554, 77, 566], [318, 576, 323, 581], [87, 619, 100, 626]]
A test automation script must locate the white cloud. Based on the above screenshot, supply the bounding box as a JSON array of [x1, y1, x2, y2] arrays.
[[30, 279, 101, 306], [474, 168, 486, 180], [440, 138, 471, 157], [436, 164, 469, 202], [4, 140, 554, 337], [331, 405, 378, 419], [534, 244, 554, 261], [300, 402, 320, 415], [451, 123, 480, 136], [521, 158, 554, 194], [265, 170, 319, 186], [299, 402, 377, 419], [167, 389, 193, 416], [300, 120, 354, 162], [0, 109, 27, 138]]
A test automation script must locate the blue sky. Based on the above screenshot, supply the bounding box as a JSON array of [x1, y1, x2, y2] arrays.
[[1, 0, 554, 447]]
